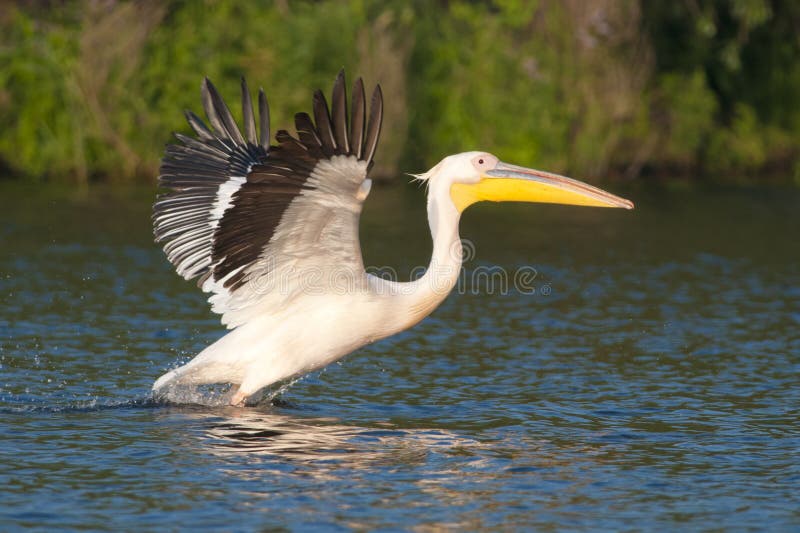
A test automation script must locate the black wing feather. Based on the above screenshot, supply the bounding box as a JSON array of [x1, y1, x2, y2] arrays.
[[312, 90, 337, 157], [241, 78, 257, 145], [363, 85, 383, 166], [294, 112, 321, 148], [215, 83, 246, 145], [331, 70, 349, 153], [184, 110, 215, 141], [258, 89, 270, 150], [350, 78, 365, 159], [200, 79, 227, 141], [203, 78, 245, 145]]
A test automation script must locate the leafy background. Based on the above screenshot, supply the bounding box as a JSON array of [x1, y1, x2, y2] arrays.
[[1, 0, 798, 185]]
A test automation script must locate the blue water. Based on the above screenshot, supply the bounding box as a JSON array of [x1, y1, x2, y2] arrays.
[[1, 183, 798, 530]]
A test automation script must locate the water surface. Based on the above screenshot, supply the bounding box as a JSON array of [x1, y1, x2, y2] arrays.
[[1, 181, 798, 530]]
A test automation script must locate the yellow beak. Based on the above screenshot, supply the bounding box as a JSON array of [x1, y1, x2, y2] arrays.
[[450, 161, 634, 212]]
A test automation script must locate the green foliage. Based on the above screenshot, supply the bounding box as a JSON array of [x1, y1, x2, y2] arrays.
[[0, 9, 84, 181], [405, 1, 570, 171], [642, 0, 800, 177], [655, 71, 718, 166], [0, 0, 797, 184], [705, 103, 797, 178]]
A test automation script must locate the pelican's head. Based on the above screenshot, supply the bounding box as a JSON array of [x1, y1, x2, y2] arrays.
[[421, 151, 634, 212]]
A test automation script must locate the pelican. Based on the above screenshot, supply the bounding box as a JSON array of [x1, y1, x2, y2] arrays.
[[152, 71, 633, 406]]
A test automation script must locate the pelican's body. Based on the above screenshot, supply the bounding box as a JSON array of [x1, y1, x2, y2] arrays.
[[152, 72, 632, 405]]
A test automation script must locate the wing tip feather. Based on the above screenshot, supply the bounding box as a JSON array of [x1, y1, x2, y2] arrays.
[[363, 83, 383, 165], [294, 71, 381, 165], [331, 69, 350, 153]]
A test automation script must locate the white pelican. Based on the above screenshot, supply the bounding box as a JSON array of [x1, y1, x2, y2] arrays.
[[152, 71, 633, 406]]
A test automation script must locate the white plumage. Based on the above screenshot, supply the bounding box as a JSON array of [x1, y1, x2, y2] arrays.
[[152, 71, 633, 405]]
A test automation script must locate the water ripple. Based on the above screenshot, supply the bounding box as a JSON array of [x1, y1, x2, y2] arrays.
[[1, 185, 798, 530]]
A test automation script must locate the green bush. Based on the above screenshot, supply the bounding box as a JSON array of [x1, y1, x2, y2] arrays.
[[653, 71, 718, 167], [0, 0, 797, 184]]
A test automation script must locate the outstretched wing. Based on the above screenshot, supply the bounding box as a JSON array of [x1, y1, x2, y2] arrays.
[[154, 71, 383, 328]]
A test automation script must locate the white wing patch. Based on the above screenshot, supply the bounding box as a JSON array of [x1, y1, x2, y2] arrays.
[[210, 175, 247, 224]]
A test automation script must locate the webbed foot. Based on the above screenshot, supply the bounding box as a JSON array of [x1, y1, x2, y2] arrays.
[[229, 388, 249, 406]]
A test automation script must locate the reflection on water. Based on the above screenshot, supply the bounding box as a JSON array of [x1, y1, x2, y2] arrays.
[[164, 404, 624, 530], [193, 409, 452, 489], [199, 409, 377, 459], [0, 182, 798, 530]]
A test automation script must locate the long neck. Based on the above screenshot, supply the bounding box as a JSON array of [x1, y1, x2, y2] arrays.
[[393, 185, 463, 328], [424, 189, 464, 293]]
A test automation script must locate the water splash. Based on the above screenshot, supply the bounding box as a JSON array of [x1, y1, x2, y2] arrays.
[[152, 375, 304, 408], [154, 382, 235, 407], [0, 395, 161, 414]]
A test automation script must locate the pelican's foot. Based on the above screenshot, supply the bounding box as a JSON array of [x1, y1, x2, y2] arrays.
[[230, 388, 249, 407]]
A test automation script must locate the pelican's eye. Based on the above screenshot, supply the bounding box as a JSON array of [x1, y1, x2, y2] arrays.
[[472, 154, 497, 172]]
